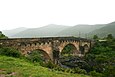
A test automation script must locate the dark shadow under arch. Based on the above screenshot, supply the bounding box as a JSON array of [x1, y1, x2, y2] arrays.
[[80, 46, 84, 54], [84, 44, 89, 53], [80, 44, 89, 54]]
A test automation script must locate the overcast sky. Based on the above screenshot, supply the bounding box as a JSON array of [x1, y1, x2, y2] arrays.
[[0, 0, 115, 30]]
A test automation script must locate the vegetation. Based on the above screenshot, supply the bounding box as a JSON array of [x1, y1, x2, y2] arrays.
[[93, 35, 98, 40], [0, 47, 22, 58], [0, 55, 90, 77], [0, 32, 89, 77], [26, 50, 45, 63], [84, 35, 115, 77], [0, 32, 21, 58], [58, 34, 115, 77], [89, 21, 115, 37], [106, 34, 113, 39], [0, 31, 8, 39], [61, 44, 75, 56]]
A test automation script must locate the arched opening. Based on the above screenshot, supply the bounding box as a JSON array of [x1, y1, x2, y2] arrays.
[[61, 43, 78, 57], [59, 44, 80, 67], [27, 49, 51, 62]]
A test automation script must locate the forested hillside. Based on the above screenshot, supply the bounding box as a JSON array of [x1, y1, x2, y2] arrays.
[[89, 21, 115, 37], [2, 27, 28, 37], [2, 23, 106, 38], [57, 24, 105, 37]]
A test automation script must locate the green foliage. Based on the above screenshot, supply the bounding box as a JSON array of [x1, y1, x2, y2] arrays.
[[58, 38, 115, 77], [85, 39, 115, 77], [61, 44, 75, 56], [106, 34, 113, 39], [103, 65, 115, 77], [89, 21, 115, 37], [72, 67, 87, 74], [89, 71, 104, 77], [41, 60, 57, 69], [26, 50, 45, 63], [0, 55, 90, 77], [0, 31, 8, 39], [0, 47, 21, 58], [93, 35, 98, 40]]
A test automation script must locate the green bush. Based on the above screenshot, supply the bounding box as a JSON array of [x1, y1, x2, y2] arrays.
[[26, 50, 46, 63], [72, 67, 87, 74], [89, 71, 104, 77], [41, 60, 61, 70], [103, 65, 115, 77], [0, 47, 21, 58], [0, 31, 8, 39]]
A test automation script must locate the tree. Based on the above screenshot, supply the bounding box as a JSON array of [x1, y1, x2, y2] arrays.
[[0, 47, 21, 58], [0, 31, 8, 39], [106, 34, 113, 39], [93, 35, 98, 40], [27, 50, 45, 62]]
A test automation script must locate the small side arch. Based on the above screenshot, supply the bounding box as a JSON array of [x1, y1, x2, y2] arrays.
[[61, 43, 79, 56]]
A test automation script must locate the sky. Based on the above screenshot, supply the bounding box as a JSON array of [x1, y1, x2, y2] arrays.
[[0, 0, 115, 30]]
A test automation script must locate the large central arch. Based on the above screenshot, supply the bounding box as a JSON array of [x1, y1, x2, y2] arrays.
[[27, 49, 51, 61]]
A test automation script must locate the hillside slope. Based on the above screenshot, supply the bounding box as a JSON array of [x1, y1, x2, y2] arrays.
[[12, 24, 105, 38], [57, 24, 106, 37], [13, 24, 70, 38], [2, 27, 28, 37], [89, 21, 115, 37], [3, 21, 115, 38], [0, 56, 89, 77]]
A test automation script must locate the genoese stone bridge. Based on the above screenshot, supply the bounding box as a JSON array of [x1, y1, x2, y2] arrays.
[[0, 37, 93, 61]]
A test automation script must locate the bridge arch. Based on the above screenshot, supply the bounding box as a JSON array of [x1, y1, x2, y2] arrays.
[[59, 41, 80, 55], [27, 49, 51, 61], [59, 43, 80, 56], [58, 41, 79, 52], [20, 42, 53, 60]]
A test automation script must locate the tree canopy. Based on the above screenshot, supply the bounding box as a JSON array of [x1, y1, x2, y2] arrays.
[[0, 31, 8, 39], [93, 35, 98, 40]]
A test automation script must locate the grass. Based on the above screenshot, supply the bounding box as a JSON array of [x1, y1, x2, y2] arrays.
[[0, 55, 90, 77]]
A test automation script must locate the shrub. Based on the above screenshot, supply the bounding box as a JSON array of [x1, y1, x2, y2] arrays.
[[26, 51, 45, 63], [41, 61, 57, 69], [0, 47, 21, 58], [103, 65, 115, 77], [0, 31, 8, 39], [89, 71, 104, 77], [72, 67, 87, 74]]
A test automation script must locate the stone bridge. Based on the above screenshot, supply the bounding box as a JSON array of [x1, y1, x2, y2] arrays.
[[0, 37, 93, 61]]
